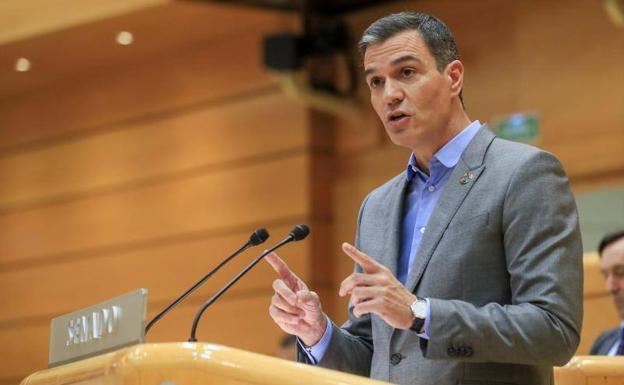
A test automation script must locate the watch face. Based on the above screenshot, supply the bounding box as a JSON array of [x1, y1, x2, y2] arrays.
[[411, 299, 426, 319]]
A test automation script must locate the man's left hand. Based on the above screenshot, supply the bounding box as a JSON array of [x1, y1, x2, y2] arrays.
[[340, 242, 417, 329]]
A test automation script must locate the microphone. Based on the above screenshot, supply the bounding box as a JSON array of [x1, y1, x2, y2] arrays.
[[188, 224, 310, 342], [145, 228, 269, 334]]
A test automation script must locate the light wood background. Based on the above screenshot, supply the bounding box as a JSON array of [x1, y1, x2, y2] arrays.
[[0, 1, 622, 383]]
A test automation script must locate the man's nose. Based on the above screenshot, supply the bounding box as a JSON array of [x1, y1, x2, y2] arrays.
[[382, 79, 404, 105]]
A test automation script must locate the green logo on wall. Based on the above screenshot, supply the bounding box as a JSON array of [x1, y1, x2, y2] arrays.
[[492, 113, 540, 143]]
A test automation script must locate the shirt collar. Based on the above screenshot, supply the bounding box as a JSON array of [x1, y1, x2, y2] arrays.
[[406, 120, 482, 181]]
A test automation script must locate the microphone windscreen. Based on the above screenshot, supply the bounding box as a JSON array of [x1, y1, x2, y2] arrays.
[[289, 224, 310, 241], [249, 228, 269, 246]]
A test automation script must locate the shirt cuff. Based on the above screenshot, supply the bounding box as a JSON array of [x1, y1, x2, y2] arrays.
[[416, 298, 431, 340], [297, 315, 333, 364]]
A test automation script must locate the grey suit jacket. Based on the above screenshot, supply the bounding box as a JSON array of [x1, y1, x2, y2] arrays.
[[590, 327, 620, 355], [301, 126, 583, 385]]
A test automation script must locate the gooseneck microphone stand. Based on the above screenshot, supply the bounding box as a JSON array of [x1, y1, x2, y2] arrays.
[[145, 228, 269, 334], [188, 224, 309, 342]]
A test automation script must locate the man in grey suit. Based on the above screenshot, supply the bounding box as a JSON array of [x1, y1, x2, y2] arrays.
[[266, 11, 583, 385], [590, 230, 624, 355]]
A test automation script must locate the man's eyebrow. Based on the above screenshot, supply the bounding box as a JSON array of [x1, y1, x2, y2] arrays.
[[364, 54, 423, 77], [390, 54, 423, 66], [364, 67, 377, 78]]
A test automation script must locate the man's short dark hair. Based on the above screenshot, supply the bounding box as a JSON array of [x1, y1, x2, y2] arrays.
[[598, 229, 624, 256], [359, 11, 463, 104], [358, 12, 460, 72]]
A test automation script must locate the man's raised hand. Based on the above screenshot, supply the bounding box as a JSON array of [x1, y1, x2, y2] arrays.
[[265, 252, 327, 346], [340, 243, 416, 330]]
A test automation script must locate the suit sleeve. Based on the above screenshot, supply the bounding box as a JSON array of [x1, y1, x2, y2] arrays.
[[423, 150, 583, 365], [302, 193, 374, 376]]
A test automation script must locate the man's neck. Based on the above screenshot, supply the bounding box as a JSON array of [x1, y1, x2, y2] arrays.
[[412, 111, 472, 175]]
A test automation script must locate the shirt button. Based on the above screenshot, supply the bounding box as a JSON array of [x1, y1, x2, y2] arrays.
[[428, 185, 435, 192], [420, 227, 426, 234], [390, 353, 403, 365]]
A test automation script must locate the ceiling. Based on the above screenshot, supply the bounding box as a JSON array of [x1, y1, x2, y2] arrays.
[[0, 1, 296, 99], [0, 0, 170, 45], [193, 0, 390, 14]]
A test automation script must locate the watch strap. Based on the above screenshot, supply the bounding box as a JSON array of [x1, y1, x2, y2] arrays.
[[410, 316, 425, 333]]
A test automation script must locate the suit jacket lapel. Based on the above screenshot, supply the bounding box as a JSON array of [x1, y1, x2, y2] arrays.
[[406, 126, 496, 292], [377, 176, 408, 276]]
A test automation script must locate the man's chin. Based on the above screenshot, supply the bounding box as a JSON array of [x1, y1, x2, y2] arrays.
[[385, 128, 420, 149]]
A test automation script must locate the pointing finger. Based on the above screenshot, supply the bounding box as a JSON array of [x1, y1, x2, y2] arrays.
[[339, 272, 378, 297], [353, 297, 382, 318], [269, 304, 303, 325], [265, 252, 291, 277], [265, 252, 303, 289], [272, 279, 297, 305], [342, 242, 381, 273], [272, 293, 304, 316]]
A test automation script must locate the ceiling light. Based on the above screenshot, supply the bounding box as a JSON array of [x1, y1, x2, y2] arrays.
[[116, 31, 134, 46], [15, 57, 31, 72]]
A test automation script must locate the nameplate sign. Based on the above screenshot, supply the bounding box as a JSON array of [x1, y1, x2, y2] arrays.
[[48, 288, 148, 368]]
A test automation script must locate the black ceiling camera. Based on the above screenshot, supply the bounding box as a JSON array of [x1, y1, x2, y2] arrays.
[[263, 33, 306, 72], [263, 19, 349, 72]]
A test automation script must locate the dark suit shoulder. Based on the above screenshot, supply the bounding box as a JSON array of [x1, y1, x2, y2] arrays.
[[590, 327, 620, 355]]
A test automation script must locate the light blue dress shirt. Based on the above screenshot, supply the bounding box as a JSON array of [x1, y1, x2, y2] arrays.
[[300, 120, 482, 363]]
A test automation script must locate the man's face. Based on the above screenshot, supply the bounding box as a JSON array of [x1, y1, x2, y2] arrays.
[[363, 30, 455, 151], [600, 237, 624, 320]]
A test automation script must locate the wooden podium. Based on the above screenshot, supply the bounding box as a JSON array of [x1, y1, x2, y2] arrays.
[[555, 356, 624, 385], [21, 344, 624, 385], [19, 343, 392, 385]]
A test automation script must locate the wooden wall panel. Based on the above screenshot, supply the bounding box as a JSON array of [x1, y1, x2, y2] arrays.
[[0, 154, 310, 265], [0, 222, 310, 325], [515, 1, 624, 142], [0, 94, 307, 211], [550, 131, 624, 182]]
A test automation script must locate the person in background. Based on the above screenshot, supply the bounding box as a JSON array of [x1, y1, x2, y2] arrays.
[[591, 230, 624, 355]]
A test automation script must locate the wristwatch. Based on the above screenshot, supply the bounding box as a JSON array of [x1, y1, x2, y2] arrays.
[[409, 297, 427, 333]]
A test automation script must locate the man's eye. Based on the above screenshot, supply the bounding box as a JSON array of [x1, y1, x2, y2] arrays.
[[402, 68, 415, 77], [369, 78, 382, 88]]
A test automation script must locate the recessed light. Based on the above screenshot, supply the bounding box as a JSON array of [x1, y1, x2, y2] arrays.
[[15, 57, 31, 72], [116, 31, 134, 46]]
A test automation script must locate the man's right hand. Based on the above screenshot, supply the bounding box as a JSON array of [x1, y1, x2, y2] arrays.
[[265, 252, 327, 347]]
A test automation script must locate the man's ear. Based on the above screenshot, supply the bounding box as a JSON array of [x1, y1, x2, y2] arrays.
[[445, 60, 464, 98]]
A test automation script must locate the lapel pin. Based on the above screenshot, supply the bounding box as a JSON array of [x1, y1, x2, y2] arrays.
[[459, 171, 474, 185]]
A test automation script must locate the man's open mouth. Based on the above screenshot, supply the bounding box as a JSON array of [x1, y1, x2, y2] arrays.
[[389, 113, 408, 122]]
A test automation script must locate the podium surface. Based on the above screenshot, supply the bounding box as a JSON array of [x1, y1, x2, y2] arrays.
[[20, 343, 391, 385], [555, 356, 624, 385]]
